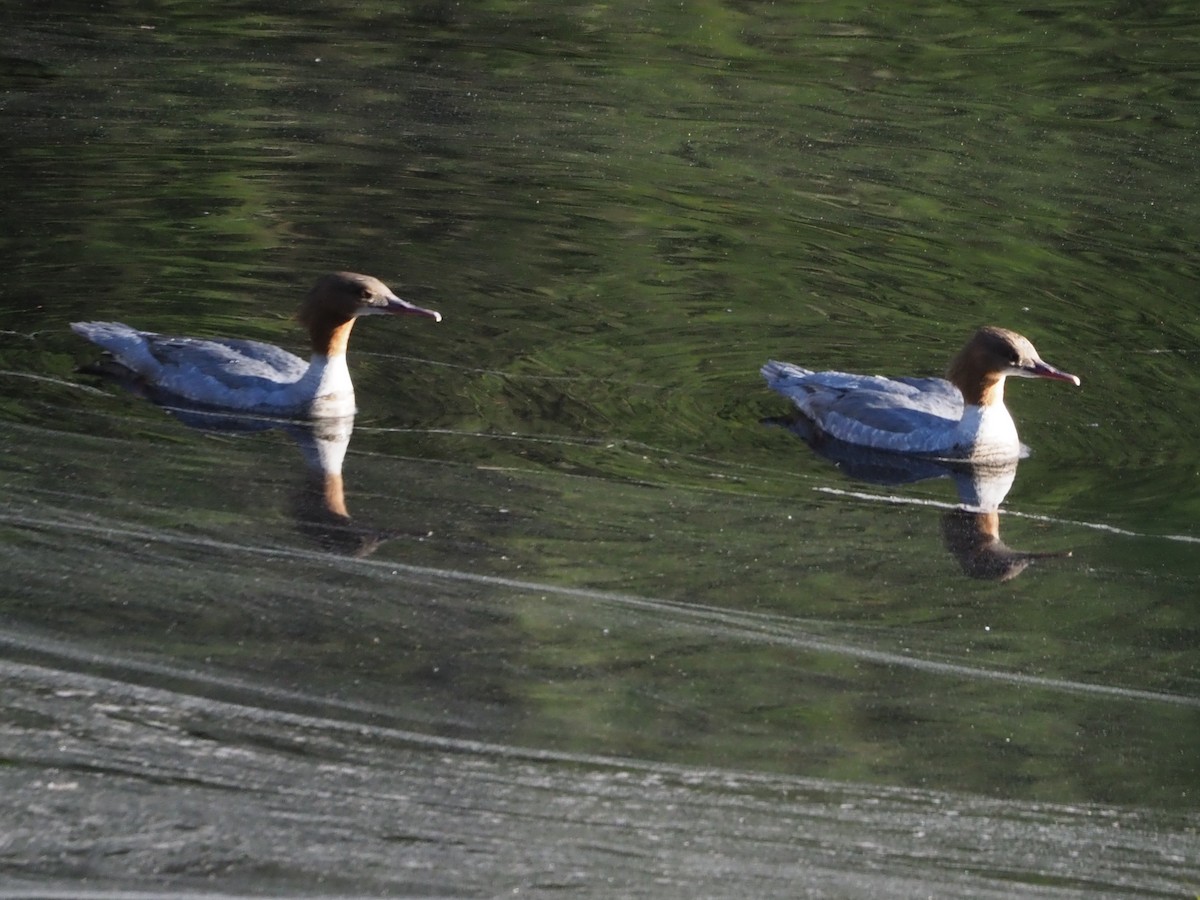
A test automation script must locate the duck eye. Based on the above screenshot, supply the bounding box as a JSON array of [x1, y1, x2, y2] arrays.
[[360, 287, 373, 300]]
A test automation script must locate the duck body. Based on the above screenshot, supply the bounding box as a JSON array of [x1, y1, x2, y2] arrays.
[[73, 272, 440, 418], [760, 364, 1018, 459], [762, 327, 1079, 462], [70, 322, 341, 414]]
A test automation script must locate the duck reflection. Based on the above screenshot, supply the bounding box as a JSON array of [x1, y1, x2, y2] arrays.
[[85, 364, 413, 556], [768, 416, 1070, 581], [940, 506, 1068, 582], [174, 406, 420, 557], [184, 407, 424, 557]]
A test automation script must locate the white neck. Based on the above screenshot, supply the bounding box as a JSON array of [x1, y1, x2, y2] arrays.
[[300, 353, 357, 417], [956, 402, 1019, 458]]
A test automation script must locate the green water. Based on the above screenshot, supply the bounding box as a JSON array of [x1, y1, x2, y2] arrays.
[[1, 3, 1198, 896]]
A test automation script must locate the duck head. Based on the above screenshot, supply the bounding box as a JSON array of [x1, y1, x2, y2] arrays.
[[298, 272, 441, 355], [947, 326, 1080, 406]]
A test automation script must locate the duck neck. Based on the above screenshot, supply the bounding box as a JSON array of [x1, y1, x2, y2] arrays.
[[970, 374, 1005, 408], [951, 367, 1009, 428], [299, 352, 356, 416], [313, 318, 356, 357], [956, 400, 1018, 457], [947, 341, 1007, 407]]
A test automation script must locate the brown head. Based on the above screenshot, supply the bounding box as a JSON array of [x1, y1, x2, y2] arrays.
[[297, 272, 441, 355], [946, 326, 1080, 406]]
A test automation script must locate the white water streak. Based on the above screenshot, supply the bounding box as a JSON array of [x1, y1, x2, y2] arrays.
[[813, 486, 1200, 545], [2, 508, 1196, 709]]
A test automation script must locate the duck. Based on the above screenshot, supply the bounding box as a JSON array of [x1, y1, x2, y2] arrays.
[[761, 326, 1079, 461], [72, 272, 441, 418]]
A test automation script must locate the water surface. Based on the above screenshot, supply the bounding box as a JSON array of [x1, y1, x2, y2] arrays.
[[2, 2, 1198, 897]]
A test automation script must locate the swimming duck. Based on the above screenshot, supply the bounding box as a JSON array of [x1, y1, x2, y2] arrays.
[[72, 272, 441, 418], [761, 326, 1079, 461]]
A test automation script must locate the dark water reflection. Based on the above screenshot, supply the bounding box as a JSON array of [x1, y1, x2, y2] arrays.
[[2, 2, 1199, 896]]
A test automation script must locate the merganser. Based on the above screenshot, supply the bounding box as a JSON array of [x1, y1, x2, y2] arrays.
[[72, 272, 440, 418], [761, 326, 1080, 461]]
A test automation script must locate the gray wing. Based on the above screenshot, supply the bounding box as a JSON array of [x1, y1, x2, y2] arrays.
[[763, 361, 963, 435], [146, 335, 308, 386], [815, 377, 962, 434]]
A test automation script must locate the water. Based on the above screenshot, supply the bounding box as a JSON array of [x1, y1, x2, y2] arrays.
[[2, 3, 1198, 897]]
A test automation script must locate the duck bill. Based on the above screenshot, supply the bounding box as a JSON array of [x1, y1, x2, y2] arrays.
[[383, 296, 442, 322], [1028, 360, 1080, 386]]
